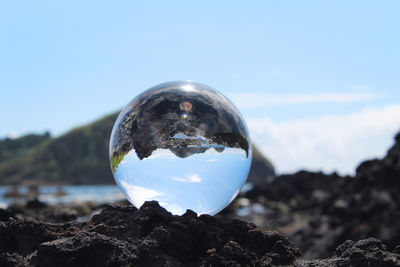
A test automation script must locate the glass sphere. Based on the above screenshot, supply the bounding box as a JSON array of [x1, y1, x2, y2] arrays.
[[109, 81, 252, 215]]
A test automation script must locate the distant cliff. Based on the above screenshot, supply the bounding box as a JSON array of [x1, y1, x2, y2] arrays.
[[0, 113, 119, 185], [0, 112, 274, 185]]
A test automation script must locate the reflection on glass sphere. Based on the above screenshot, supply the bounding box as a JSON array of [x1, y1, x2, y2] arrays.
[[109, 81, 252, 215]]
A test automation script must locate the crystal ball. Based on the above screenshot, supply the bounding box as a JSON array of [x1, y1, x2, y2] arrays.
[[109, 81, 252, 215]]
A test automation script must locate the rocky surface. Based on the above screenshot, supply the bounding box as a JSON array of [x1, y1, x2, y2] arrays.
[[1, 201, 399, 267], [246, 146, 275, 186], [222, 132, 400, 259], [4, 199, 105, 223]]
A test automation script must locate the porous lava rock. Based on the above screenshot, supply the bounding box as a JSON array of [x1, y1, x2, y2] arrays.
[[221, 131, 400, 259], [1, 201, 399, 266]]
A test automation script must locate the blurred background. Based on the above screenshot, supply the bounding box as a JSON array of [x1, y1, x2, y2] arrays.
[[1, 1, 400, 258]]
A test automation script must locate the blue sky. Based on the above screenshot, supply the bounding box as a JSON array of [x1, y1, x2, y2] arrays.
[[1, 1, 400, 174]]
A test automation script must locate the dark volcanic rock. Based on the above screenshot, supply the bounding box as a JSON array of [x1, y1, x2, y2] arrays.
[[7, 199, 78, 223], [295, 238, 400, 267], [0, 201, 399, 266], [0, 208, 16, 222], [246, 145, 275, 186], [0, 201, 300, 266], [331, 238, 400, 266], [223, 132, 400, 259], [356, 132, 400, 186]]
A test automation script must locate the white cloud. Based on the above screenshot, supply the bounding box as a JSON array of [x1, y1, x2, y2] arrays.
[[248, 104, 400, 175], [229, 92, 379, 108], [173, 174, 203, 183], [6, 132, 21, 139], [119, 181, 164, 207]]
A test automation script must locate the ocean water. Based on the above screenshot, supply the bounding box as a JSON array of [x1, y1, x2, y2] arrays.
[[0, 185, 124, 208], [114, 147, 251, 215]]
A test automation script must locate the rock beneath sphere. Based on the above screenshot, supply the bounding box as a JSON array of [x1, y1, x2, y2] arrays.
[[0, 201, 399, 266]]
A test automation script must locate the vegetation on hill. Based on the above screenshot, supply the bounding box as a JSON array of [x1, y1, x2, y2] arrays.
[[0, 133, 51, 162], [0, 112, 274, 185], [0, 113, 119, 185]]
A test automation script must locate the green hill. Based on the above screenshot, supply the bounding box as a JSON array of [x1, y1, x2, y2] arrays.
[[0, 132, 51, 163], [0, 113, 119, 185], [0, 112, 274, 185]]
